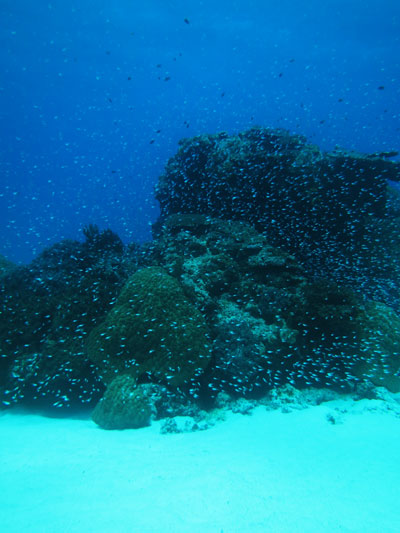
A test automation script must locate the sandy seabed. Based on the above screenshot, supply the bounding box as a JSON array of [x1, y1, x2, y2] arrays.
[[1, 400, 400, 533]]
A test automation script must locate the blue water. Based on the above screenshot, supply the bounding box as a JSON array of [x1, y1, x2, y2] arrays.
[[1, 0, 399, 263]]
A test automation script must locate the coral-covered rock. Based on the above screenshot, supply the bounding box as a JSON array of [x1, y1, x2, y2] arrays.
[[92, 376, 153, 430], [211, 299, 298, 395], [286, 281, 400, 392], [352, 301, 400, 393], [0, 228, 134, 407], [149, 214, 400, 397], [155, 127, 400, 307], [87, 266, 211, 387], [2, 128, 400, 425]]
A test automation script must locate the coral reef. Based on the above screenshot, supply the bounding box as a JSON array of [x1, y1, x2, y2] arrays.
[[148, 215, 400, 394], [2, 127, 400, 429], [92, 375, 153, 430], [351, 301, 400, 393], [87, 266, 211, 387], [91, 373, 203, 430], [155, 127, 400, 307], [0, 227, 137, 407]]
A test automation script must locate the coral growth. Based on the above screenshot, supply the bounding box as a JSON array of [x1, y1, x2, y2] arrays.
[[0, 230, 133, 407], [92, 375, 153, 430], [1, 127, 400, 429], [155, 127, 400, 306], [87, 266, 211, 387]]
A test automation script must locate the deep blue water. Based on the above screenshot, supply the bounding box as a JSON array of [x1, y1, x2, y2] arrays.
[[1, 0, 399, 263]]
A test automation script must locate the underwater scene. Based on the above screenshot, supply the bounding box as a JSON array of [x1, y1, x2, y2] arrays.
[[1, 1, 400, 532]]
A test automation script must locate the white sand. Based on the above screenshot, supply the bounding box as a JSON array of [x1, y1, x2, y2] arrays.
[[1, 401, 400, 533]]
